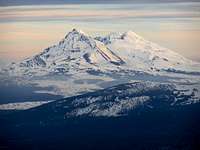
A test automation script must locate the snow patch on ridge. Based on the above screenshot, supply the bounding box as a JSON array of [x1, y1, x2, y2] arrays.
[[0, 101, 53, 110], [68, 96, 149, 117]]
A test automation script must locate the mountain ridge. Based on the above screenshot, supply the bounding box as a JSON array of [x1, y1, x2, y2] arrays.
[[2, 28, 200, 77]]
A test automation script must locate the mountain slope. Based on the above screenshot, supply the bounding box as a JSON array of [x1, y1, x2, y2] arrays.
[[5, 29, 125, 76], [23, 81, 199, 117], [1, 85, 200, 149], [3, 29, 200, 77], [96, 31, 200, 72]]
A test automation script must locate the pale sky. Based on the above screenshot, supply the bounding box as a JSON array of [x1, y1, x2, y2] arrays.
[[0, 2, 200, 66]]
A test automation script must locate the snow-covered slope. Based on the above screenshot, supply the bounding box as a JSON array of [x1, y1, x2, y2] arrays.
[[25, 82, 199, 117], [4, 29, 124, 77], [0, 101, 52, 110], [3, 29, 200, 77], [96, 31, 200, 73]]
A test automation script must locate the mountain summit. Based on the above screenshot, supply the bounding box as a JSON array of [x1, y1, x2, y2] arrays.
[[3, 29, 200, 77]]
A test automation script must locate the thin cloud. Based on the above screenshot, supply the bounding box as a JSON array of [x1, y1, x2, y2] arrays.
[[1, 0, 200, 6], [0, 5, 199, 22]]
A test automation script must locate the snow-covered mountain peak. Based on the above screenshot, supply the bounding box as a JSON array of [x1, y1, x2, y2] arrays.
[[95, 30, 145, 46], [2, 29, 200, 77], [62, 28, 95, 49], [65, 28, 87, 39], [72, 28, 85, 34], [121, 30, 143, 41]]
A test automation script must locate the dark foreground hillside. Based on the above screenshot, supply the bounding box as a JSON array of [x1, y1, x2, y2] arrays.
[[0, 103, 200, 150], [0, 82, 199, 150]]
